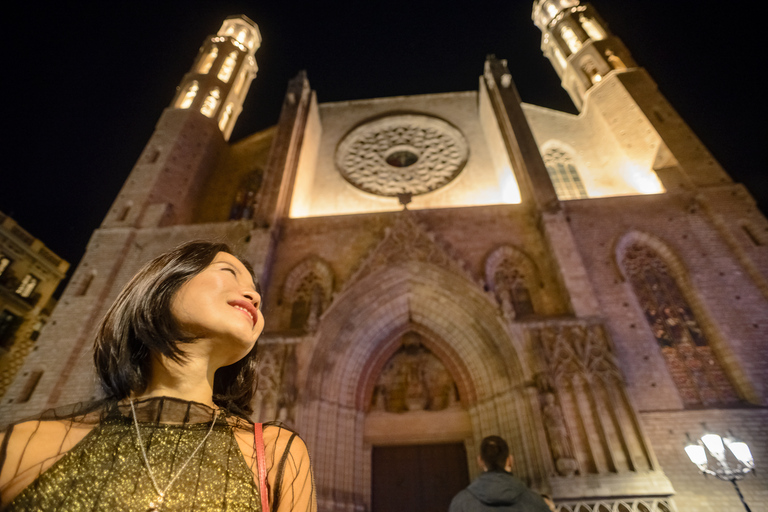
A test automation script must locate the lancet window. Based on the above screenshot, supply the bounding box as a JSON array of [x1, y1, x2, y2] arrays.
[[580, 17, 605, 40], [176, 81, 198, 109], [218, 103, 234, 132], [543, 147, 588, 200], [196, 46, 218, 74], [560, 25, 583, 54], [621, 242, 739, 407], [200, 87, 221, 118], [217, 51, 239, 83]]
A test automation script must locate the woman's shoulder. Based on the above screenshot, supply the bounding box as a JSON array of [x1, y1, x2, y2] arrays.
[[0, 418, 95, 506]]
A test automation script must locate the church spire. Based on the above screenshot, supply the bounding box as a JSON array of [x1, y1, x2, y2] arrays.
[[532, 1, 634, 110], [172, 15, 261, 140]]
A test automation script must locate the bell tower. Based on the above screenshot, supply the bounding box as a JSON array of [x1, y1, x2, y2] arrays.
[[173, 15, 261, 141], [532, 1, 731, 190], [532, 1, 633, 111], [100, 15, 261, 229]]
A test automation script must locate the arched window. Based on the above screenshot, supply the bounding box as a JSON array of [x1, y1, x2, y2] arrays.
[[553, 47, 568, 70], [560, 25, 583, 54], [542, 147, 588, 200], [581, 59, 602, 84], [218, 103, 234, 132], [196, 46, 218, 74], [217, 51, 239, 83], [176, 81, 198, 109], [621, 242, 739, 407], [200, 87, 221, 118], [580, 17, 605, 40], [283, 258, 334, 332], [232, 69, 248, 96]]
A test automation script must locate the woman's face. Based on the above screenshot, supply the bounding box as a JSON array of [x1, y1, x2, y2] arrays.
[[171, 252, 264, 366]]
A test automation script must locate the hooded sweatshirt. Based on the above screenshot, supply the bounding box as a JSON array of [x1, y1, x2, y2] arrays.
[[448, 471, 551, 512]]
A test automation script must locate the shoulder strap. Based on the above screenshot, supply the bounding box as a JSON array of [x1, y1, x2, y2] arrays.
[[254, 423, 270, 512]]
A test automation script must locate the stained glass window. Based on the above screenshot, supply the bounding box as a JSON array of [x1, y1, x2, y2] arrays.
[[543, 148, 588, 200], [622, 242, 739, 407]]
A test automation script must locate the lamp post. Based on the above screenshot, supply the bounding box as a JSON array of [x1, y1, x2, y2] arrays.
[[684, 428, 755, 512]]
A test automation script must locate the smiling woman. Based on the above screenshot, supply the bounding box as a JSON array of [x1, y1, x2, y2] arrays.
[[0, 241, 316, 512]]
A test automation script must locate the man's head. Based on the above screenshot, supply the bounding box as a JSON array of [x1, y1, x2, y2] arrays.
[[478, 435, 513, 472]]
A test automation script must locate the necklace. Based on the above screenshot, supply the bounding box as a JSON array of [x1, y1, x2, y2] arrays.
[[129, 398, 219, 511]]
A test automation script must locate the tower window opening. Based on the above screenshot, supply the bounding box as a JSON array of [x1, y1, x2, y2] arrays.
[[553, 47, 568, 70], [197, 45, 218, 74], [217, 51, 239, 83], [560, 25, 583, 54], [543, 147, 588, 200], [200, 88, 221, 118], [219, 103, 234, 132], [232, 70, 248, 96], [0, 255, 10, 276], [546, 4, 559, 17], [177, 81, 199, 109], [580, 16, 605, 40], [582, 60, 602, 84], [16, 273, 39, 298]]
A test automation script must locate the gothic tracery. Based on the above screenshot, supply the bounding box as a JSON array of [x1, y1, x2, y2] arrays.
[[621, 242, 739, 407]]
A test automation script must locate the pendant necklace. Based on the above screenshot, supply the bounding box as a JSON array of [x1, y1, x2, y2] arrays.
[[129, 398, 219, 511]]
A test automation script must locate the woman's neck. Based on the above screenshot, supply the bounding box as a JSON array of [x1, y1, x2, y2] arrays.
[[137, 353, 218, 408]]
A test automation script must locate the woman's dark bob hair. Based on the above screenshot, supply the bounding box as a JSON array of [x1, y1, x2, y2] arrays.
[[94, 240, 260, 417]]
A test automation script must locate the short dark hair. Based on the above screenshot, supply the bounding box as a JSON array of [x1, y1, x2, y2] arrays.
[[480, 435, 509, 471], [93, 240, 260, 417]]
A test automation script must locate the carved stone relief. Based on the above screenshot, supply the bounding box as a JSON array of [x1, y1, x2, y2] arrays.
[[370, 332, 459, 413], [335, 114, 469, 197], [253, 343, 298, 425], [531, 322, 653, 476], [344, 211, 477, 292]]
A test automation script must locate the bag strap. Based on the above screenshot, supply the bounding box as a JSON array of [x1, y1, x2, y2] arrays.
[[254, 423, 270, 512]]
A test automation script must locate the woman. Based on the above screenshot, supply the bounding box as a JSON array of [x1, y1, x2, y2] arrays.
[[0, 241, 316, 511]]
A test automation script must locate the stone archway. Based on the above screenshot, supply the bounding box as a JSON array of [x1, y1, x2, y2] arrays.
[[295, 261, 547, 511]]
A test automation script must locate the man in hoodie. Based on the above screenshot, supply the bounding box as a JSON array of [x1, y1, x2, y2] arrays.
[[449, 436, 552, 512]]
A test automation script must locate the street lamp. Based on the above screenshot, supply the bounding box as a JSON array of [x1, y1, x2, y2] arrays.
[[684, 428, 755, 512]]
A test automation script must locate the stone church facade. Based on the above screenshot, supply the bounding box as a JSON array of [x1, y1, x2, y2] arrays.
[[2, 1, 766, 511]]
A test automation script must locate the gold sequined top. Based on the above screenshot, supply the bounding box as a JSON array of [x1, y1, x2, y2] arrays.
[[0, 398, 316, 512]]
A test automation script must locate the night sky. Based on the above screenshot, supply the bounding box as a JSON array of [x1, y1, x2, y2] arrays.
[[3, 1, 762, 292]]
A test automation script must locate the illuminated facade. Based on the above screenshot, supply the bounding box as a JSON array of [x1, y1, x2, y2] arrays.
[[0, 211, 68, 399], [2, 5, 767, 512]]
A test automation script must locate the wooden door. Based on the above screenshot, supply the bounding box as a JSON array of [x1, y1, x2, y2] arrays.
[[372, 442, 469, 512]]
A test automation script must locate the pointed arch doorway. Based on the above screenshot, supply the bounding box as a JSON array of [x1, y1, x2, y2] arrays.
[[364, 330, 473, 512], [297, 262, 541, 511]]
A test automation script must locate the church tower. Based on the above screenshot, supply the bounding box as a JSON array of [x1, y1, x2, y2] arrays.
[[532, 1, 731, 191], [102, 15, 261, 230]]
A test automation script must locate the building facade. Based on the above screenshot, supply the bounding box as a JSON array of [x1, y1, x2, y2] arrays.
[[0, 211, 68, 400], [2, 3, 766, 511]]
